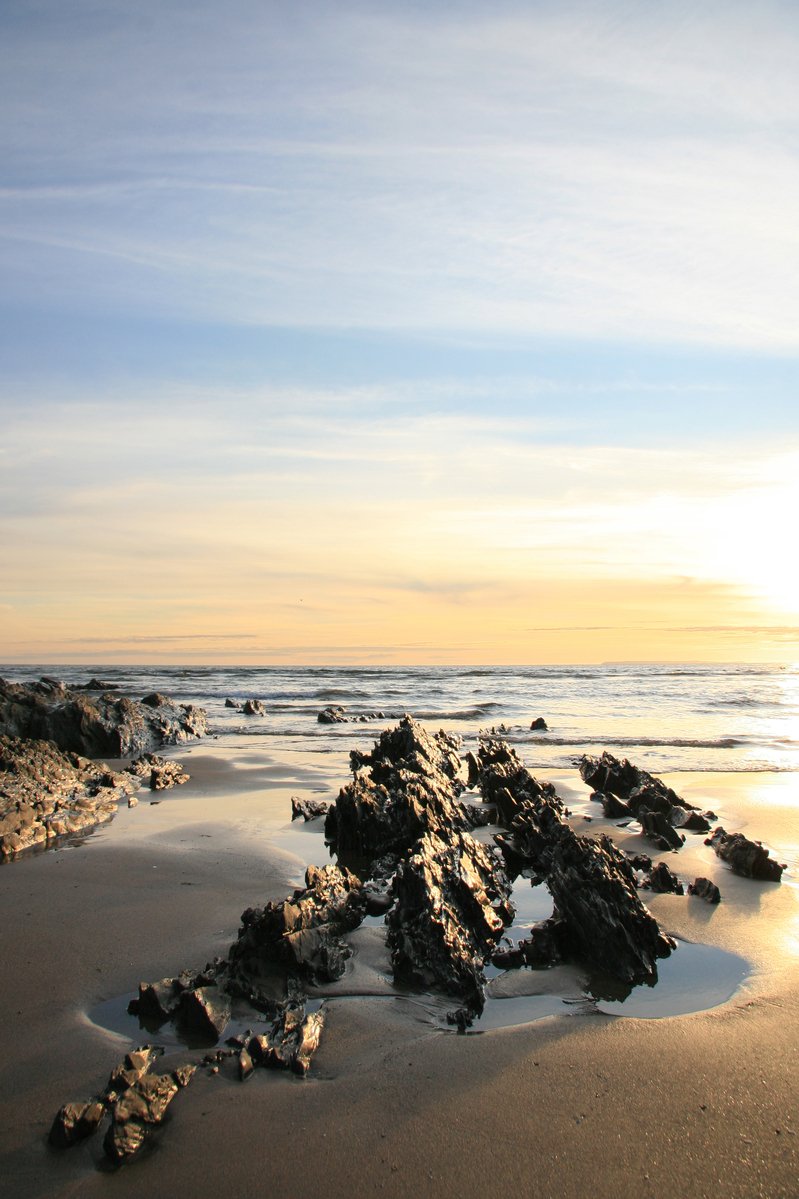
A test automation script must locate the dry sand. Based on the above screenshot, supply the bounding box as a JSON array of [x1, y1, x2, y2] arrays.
[[0, 747, 797, 1198]]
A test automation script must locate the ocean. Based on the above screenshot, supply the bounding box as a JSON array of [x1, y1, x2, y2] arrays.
[[5, 661, 799, 776]]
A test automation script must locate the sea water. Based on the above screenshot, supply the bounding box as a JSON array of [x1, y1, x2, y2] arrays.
[[6, 661, 799, 775]]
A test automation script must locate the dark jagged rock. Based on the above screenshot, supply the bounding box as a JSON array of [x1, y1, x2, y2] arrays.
[[387, 829, 514, 1012], [670, 807, 712, 833], [291, 796, 330, 822], [242, 699, 265, 716], [478, 742, 673, 985], [0, 676, 207, 758], [52, 1043, 192, 1165], [225, 698, 241, 709], [637, 807, 685, 852], [706, 827, 784, 882], [178, 986, 231, 1041], [688, 877, 722, 903], [579, 752, 698, 835], [530, 717, 548, 731], [644, 862, 685, 895], [318, 705, 347, 723], [77, 677, 120, 691], [132, 976, 184, 1022], [460, 801, 497, 828], [49, 1100, 105, 1147], [0, 734, 140, 859], [325, 717, 466, 858], [546, 832, 674, 983], [249, 1005, 325, 1076], [592, 790, 632, 819], [318, 705, 387, 724], [229, 863, 365, 986]]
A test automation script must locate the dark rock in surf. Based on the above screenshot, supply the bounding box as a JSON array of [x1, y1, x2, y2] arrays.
[[688, 877, 721, 903], [225, 698, 241, 709], [242, 699, 265, 716], [318, 705, 348, 723], [530, 717, 548, 731], [706, 827, 784, 882]]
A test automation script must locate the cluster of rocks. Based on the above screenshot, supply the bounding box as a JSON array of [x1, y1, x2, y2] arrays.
[[0, 735, 140, 858], [580, 750, 784, 883], [50, 1044, 195, 1163], [50, 718, 786, 1167], [0, 678, 206, 860], [580, 750, 714, 850], [317, 705, 388, 724], [0, 677, 207, 758], [225, 698, 266, 715]]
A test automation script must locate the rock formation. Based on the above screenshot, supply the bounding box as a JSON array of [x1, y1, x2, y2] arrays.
[[0, 676, 207, 758]]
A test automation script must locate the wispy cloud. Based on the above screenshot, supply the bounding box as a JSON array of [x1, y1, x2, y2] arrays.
[[2, 2, 799, 347]]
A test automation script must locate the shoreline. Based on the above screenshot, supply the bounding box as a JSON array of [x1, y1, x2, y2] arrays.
[[0, 737, 797, 1197]]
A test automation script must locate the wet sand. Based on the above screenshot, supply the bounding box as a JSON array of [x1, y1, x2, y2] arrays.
[[0, 747, 797, 1198]]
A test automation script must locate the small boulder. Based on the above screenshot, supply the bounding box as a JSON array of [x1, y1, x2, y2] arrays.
[[530, 717, 548, 731], [688, 877, 721, 904]]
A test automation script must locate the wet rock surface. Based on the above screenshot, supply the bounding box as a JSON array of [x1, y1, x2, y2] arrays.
[[0, 676, 207, 758], [317, 705, 388, 724], [51, 719, 774, 1173], [291, 796, 330, 821], [689, 876, 722, 903], [580, 752, 717, 849], [51, 1044, 186, 1164], [482, 740, 673, 985], [706, 827, 785, 881], [126, 753, 190, 791], [0, 735, 140, 859]]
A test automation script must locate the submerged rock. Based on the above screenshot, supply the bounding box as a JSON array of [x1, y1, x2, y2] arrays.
[[706, 827, 784, 882], [530, 717, 548, 731], [242, 699, 265, 716]]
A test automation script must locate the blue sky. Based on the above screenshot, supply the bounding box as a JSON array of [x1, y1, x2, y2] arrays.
[[2, 0, 798, 663]]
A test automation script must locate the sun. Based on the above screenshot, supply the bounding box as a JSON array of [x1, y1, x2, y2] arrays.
[[704, 459, 799, 620]]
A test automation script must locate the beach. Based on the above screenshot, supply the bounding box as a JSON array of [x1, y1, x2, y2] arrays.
[[1, 719, 797, 1199]]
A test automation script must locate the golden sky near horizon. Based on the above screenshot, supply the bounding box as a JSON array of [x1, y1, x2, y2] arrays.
[[2, 3, 798, 666]]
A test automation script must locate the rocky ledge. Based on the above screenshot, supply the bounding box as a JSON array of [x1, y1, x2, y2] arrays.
[[0, 676, 207, 758], [0, 677, 205, 860], [0, 737, 192, 859]]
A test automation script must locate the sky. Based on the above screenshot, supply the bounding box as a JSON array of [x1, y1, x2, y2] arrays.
[[1, 0, 798, 665]]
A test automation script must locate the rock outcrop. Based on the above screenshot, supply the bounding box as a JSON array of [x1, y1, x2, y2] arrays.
[[0, 676, 207, 758], [580, 751, 712, 848], [706, 827, 784, 881], [0, 735, 140, 859]]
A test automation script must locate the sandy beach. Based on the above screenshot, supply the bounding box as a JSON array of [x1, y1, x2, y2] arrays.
[[1, 742, 797, 1199]]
